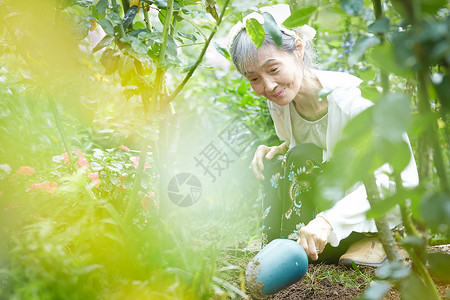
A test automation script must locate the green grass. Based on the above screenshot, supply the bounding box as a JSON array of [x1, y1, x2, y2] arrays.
[[303, 263, 374, 290]]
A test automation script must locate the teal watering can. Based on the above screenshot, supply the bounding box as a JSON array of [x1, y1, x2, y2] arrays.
[[245, 239, 308, 297]]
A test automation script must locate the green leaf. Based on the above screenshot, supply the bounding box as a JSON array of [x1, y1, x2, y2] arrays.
[[282, 6, 316, 28], [340, 0, 364, 16], [138, 31, 161, 43], [95, 0, 109, 15], [178, 32, 197, 42], [92, 34, 115, 53], [166, 36, 178, 57], [122, 178, 133, 189], [107, 12, 122, 24], [399, 274, 435, 300], [110, 176, 121, 186], [262, 12, 282, 47], [368, 17, 390, 34], [420, 0, 448, 15], [237, 78, 247, 95], [131, 38, 148, 54], [420, 192, 450, 233], [154, 0, 181, 10], [379, 139, 411, 172], [140, 179, 148, 189], [376, 261, 411, 280], [76, 0, 94, 6], [213, 42, 230, 60], [118, 54, 136, 79], [358, 280, 390, 300], [369, 43, 411, 78], [245, 18, 265, 48], [374, 93, 411, 142], [360, 85, 381, 102], [97, 18, 114, 35], [371, 93, 412, 171], [348, 36, 379, 65], [401, 235, 425, 252], [367, 190, 409, 219], [240, 95, 253, 107], [408, 111, 435, 138], [123, 5, 138, 29], [90, 161, 103, 171], [434, 74, 450, 110], [134, 21, 146, 30], [70, 21, 90, 40], [428, 253, 450, 281]]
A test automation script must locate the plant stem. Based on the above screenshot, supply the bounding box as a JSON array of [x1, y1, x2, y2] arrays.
[[164, 0, 231, 105], [111, 0, 126, 38], [394, 174, 422, 240], [123, 0, 176, 216], [124, 146, 148, 221], [142, 2, 152, 32], [417, 71, 449, 193], [409, 250, 442, 300], [152, 0, 174, 108], [47, 98, 76, 164], [372, 0, 390, 94], [364, 174, 403, 262]]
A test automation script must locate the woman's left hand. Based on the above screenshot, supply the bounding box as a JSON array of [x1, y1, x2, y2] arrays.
[[297, 216, 332, 261]]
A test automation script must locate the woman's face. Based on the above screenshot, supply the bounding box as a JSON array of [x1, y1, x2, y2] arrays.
[[244, 44, 303, 106]]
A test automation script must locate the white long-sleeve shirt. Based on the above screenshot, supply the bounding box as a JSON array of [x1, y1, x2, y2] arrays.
[[268, 70, 419, 246]]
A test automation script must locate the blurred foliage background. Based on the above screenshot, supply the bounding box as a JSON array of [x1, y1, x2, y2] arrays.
[[0, 0, 448, 299]]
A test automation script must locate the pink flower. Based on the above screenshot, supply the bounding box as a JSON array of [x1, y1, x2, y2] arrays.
[[141, 191, 156, 210], [119, 145, 130, 151], [15, 166, 35, 176], [77, 158, 89, 167], [61, 150, 85, 164], [28, 181, 58, 194], [74, 150, 84, 158], [131, 156, 149, 170], [88, 172, 100, 188], [45, 182, 58, 194], [62, 152, 70, 163]]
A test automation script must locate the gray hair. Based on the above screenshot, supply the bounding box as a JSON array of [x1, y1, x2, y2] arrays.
[[230, 29, 316, 74]]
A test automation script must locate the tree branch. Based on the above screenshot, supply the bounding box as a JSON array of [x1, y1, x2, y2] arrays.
[[363, 174, 403, 262], [142, 2, 152, 32], [164, 0, 231, 105]]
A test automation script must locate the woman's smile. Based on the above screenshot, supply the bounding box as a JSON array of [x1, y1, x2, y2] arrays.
[[271, 88, 285, 99]]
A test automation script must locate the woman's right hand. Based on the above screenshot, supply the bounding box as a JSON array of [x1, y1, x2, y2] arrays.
[[251, 143, 288, 180]]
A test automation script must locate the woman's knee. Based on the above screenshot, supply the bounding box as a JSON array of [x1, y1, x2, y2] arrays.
[[286, 143, 323, 166], [261, 155, 283, 178]]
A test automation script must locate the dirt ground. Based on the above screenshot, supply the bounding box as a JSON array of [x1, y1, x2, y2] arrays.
[[231, 244, 450, 300], [266, 264, 449, 300], [267, 264, 372, 300]]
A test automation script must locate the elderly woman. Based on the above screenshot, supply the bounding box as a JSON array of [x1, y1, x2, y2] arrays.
[[227, 5, 419, 266]]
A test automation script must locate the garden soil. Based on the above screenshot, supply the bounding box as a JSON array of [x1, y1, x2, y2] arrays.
[[267, 264, 369, 300], [227, 244, 449, 300]]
